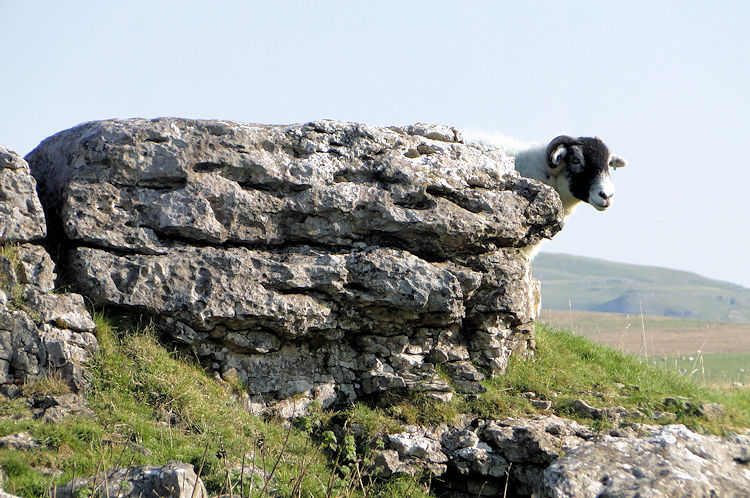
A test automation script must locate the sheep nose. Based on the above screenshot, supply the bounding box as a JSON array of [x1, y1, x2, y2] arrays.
[[599, 191, 614, 200]]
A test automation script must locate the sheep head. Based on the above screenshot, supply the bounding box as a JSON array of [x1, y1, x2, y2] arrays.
[[545, 135, 626, 212]]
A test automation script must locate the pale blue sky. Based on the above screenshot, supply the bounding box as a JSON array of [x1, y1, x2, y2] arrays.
[[2, 1, 749, 286]]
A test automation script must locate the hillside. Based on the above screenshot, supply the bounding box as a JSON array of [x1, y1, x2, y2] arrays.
[[533, 253, 750, 322]]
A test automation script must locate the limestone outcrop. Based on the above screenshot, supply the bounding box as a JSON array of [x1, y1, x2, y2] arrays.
[[26, 118, 563, 412], [1, 147, 98, 398], [371, 415, 750, 497]]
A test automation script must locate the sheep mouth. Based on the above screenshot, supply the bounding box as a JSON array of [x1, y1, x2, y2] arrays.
[[591, 200, 611, 211]]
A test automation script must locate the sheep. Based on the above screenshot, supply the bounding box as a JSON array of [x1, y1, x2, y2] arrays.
[[462, 130, 626, 259], [462, 131, 626, 219]]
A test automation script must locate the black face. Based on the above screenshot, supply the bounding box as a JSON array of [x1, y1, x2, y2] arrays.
[[566, 137, 611, 203], [546, 135, 612, 205]]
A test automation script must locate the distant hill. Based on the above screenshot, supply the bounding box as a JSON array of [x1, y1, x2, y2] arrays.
[[533, 253, 750, 323]]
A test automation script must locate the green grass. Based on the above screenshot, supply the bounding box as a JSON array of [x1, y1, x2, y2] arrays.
[[475, 324, 750, 433], [2, 313, 750, 496], [650, 352, 750, 386], [0, 312, 428, 497], [0, 243, 26, 310]]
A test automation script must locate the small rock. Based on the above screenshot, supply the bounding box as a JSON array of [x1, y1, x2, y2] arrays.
[[481, 421, 562, 464], [425, 390, 454, 403], [456, 445, 489, 462], [531, 400, 553, 410], [371, 450, 403, 477], [698, 403, 726, 419], [31, 394, 96, 423], [0, 432, 39, 451], [54, 461, 207, 498], [387, 433, 446, 462], [569, 399, 600, 419], [456, 430, 480, 449]]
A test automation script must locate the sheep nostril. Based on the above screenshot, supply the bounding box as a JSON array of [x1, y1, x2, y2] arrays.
[[599, 191, 613, 200]]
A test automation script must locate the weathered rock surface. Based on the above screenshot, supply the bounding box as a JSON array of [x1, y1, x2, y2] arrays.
[[54, 461, 207, 498], [0, 243, 99, 397], [0, 147, 98, 399], [27, 118, 563, 411], [542, 424, 750, 497], [371, 415, 750, 497], [30, 393, 97, 423], [0, 146, 46, 244]]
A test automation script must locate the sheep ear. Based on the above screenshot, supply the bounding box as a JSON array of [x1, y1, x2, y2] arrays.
[[609, 154, 627, 170], [546, 135, 572, 176], [548, 145, 567, 175]]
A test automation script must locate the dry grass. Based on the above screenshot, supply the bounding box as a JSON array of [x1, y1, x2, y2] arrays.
[[541, 309, 750, 356]]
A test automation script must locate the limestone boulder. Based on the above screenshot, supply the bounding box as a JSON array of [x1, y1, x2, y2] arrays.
[[27, 119, 563, 411], [541, 424, 750, 497]]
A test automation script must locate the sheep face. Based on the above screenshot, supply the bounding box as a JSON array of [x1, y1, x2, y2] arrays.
[[546, 135, 626, 212]]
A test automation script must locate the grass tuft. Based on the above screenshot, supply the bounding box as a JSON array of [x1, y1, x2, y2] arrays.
[[470, 324, 750, 433]]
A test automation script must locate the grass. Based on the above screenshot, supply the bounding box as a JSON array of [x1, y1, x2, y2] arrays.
[[474, 324, 750, 433], [541, 309, 750, 385], [0, 312, 428, 497], [650, 352, 750, 386], [2, 311, 750, 496], [0, 243, 25, 310]]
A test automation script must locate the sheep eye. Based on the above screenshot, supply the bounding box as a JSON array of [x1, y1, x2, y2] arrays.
[[571, 156, 581, 165]]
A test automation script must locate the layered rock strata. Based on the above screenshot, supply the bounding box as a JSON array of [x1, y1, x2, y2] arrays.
[[27, 118, 563, 412], [1, 147, 98, 398]]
